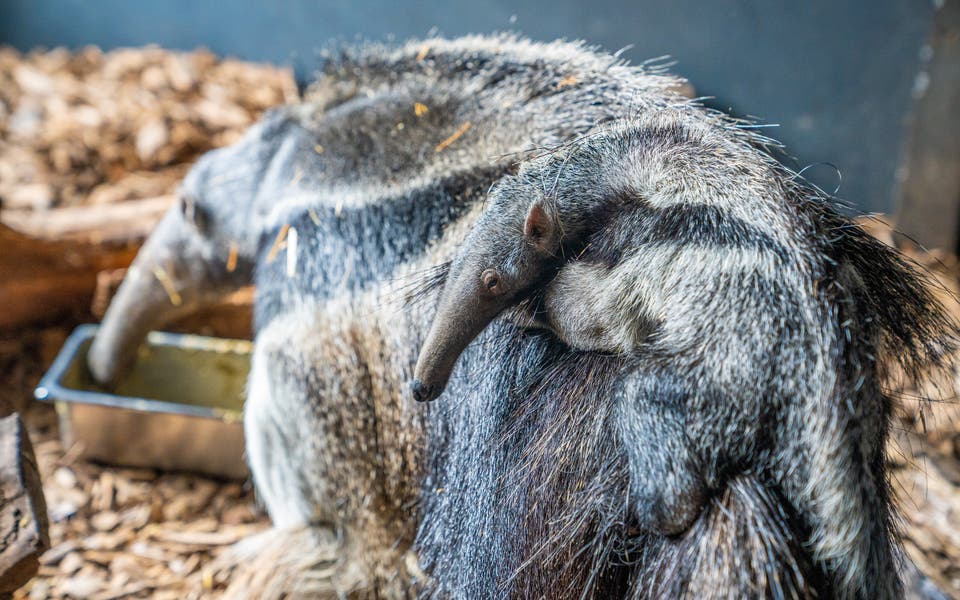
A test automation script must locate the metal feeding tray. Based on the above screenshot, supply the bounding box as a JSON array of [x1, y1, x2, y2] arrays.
[[35, 324, 252, 480]]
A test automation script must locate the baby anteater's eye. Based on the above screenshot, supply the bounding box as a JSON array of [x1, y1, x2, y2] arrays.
[[481, 269, 503, 295]]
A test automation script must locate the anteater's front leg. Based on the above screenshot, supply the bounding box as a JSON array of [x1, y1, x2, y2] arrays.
[[615, 368, 707, 536]]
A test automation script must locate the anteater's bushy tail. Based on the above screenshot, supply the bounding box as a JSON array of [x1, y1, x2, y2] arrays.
[[839, 217, 960, 404]]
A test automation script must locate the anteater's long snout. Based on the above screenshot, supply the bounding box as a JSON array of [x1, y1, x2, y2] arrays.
[[412, 273, 510, 402], [87, 209, 201, 387], [412, 316, 480, 402]]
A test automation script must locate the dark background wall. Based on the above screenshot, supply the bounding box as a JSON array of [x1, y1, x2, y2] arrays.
[[0, 0, 936, 214]]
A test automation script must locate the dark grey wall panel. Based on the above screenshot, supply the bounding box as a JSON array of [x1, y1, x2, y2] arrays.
[[0, 0, 934, 213]]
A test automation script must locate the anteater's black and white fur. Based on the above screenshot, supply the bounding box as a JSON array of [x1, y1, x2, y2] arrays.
[[86, 35, 957, 599]]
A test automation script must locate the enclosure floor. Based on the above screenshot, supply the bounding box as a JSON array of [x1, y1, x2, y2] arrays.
[[3, 329, 268, 599]]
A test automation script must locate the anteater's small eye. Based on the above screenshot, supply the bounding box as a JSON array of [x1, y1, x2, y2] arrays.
[[179, 193, 208, 232], [481, 269, 503, 295]]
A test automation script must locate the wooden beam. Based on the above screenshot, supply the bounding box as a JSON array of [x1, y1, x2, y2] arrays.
[[0, 196, 172, 329], [1, 196, 172, 245], [0, 225, 139, 329], [895, 0, 960, 252]]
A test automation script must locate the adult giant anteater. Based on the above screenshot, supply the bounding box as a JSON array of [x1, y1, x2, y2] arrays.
[[88, 35, 957, 599]]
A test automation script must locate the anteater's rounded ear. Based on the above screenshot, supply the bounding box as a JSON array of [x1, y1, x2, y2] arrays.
[[524, 201, 557, 253]]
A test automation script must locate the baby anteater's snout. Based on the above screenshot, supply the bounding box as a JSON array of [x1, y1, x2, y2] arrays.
[[410, 379, 439, 402]]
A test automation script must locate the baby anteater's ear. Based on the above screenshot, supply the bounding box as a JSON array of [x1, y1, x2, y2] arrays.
[[524, 201, 558, 254]]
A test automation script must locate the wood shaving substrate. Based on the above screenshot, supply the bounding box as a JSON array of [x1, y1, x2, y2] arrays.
[[0, 45, 298, 213], [24, 426, 268, 600]]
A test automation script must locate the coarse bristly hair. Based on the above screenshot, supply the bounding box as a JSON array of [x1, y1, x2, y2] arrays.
[[104, 34, 959, 599]]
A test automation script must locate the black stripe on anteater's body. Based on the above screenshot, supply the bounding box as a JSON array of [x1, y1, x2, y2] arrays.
[[86, 36, 956, 599]]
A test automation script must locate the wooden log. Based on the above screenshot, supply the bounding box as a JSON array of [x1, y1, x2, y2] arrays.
[[1, 195, 172, 245], [0, 225, 137, 329], [0, 414, 49, 594], [0, 196, 172, 329]]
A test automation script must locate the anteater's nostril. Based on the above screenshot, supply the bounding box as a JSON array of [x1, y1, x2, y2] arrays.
[[411, 379, 436, 402]]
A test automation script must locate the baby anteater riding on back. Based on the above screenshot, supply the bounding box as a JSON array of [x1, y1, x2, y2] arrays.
[[413, 110, 958, 595]]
